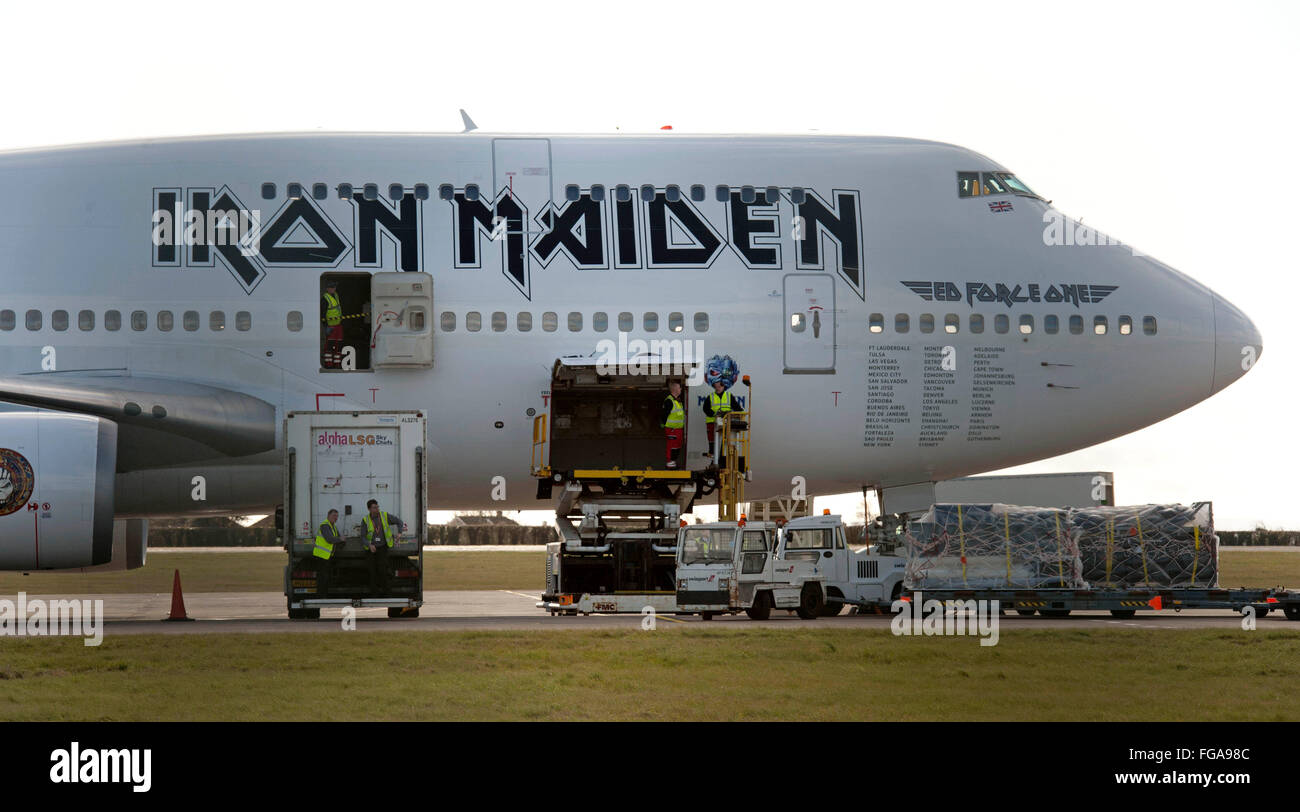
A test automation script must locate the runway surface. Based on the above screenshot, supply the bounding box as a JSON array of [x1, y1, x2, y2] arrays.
[[2, 589, 1296, 634]]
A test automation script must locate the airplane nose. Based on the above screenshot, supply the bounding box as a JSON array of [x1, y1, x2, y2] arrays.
[[1211, 293, 1263, 393]]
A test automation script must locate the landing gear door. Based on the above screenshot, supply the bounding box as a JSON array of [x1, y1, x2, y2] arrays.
[[783, 273, 835, 374], [371, 272, 433, 368]]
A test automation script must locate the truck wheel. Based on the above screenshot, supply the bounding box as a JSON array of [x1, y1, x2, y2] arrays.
[[1109, 609, 1137, 619], [796, 585, 824, 620], [700, 612, 714, 621], [1284, 605, 1300, 621], [821, 601, 845, 617], [1015, 608, 1036, 616], [745, 593, 772, 621], [1039, 609, 1071, 618]]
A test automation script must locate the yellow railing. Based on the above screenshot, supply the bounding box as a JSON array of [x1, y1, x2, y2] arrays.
[[531, 413, 548, 476]]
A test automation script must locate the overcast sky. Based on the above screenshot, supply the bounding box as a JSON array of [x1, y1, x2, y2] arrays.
[[4, 1, 1294, 530]]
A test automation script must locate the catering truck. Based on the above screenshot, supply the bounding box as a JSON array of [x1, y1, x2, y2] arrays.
[[282, 410, 426, 619]]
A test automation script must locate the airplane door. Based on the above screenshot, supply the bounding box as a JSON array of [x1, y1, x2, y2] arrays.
[[493, 138, 552, 224], [783, 273, 835, 374]]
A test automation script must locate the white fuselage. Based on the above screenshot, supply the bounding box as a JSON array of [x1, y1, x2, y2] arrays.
[[0, 132, 1262, 515]]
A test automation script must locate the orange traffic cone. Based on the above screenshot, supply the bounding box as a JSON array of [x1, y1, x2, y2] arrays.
[[165, 569, 194, 621]]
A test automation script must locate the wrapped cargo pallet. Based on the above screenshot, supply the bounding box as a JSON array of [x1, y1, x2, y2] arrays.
[[1071, 502, 1218, 588], [904, 503, 1086, 589]]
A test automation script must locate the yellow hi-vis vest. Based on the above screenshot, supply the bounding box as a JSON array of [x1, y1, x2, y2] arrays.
[[705, 390, 733, 424], [323, 292, 342, 326], [314, 520, 338, 560], [363, 512, 395, 547], [663, 395, 684, 429]]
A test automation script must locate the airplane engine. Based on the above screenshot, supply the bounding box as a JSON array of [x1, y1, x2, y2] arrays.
[[0, 410, 121, 570]]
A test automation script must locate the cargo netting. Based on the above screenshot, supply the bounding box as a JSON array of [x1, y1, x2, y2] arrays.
[[904, 502, 1217, 590]]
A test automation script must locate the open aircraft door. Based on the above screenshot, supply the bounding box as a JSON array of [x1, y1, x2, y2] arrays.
[[782, 273, 836, 374], [371, 272, 433, 368]]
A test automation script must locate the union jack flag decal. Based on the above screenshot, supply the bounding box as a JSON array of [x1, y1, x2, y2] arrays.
[[988, 200, 1013, 213]]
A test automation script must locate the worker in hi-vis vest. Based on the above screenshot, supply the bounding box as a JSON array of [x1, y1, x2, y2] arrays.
[[314, 508, 343, 594], [361, 499, 404, 592], [702, 379, 734, 465], [661, 380, 685, 469], [321, 280, 344, 368]]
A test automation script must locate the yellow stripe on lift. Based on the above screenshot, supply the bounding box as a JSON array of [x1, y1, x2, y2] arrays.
[[572, 469, 693, 479]]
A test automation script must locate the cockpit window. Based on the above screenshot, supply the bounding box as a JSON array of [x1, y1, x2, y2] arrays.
[[958, 171, 1040, 199]]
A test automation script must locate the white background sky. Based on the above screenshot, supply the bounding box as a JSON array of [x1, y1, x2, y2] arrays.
[[4, 1, 1295, 529]]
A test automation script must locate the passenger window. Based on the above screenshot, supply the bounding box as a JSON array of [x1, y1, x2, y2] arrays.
[[287, 183, 303, 199], [790, 187, 806, 204], [105, 310, 121, 331], [567, 312, 583, 331], [0, 309, 14, 330], [1069, 315, 1084, 334], [1019, 314, 1033, 334], [465, 184, 480, 201], [958, 171, 981, 198], [765, 186, 779, 205], [1119, 315, 1132, 335], [791, 313, 806, 333], [131, 311, 147, 331], [643, 312, 659, 332], [715, 185, 729, 202], [669, 312, 683, 332], [440, 312, 456, 331], [1045, 314, 1059, 334], [593, 312, 608, 332], [338, 183, 353, 200], [542, 312, 558, 332], [615, 185, 630, 202], [894, 314, 909, 333], [466, 311, 482, 332], [363, 183, 379, 201], [919, 313, 935, 334], [1143, 316, 1157, 335], [261, 182, 276, 200], [690, 185, 705, 202], [565, 185, 580, 202], [52, 310, 69, 331], [236, 311, 252, 331], [78, 309, 94, 331], [994, 314, 1009, 334], [640, 185, 654, 202], [26, 310, 41, 331], [665, 185, 681, 202], [313, 183, 328, 200], [491, 311, 507, 332], [619, 312, 633, 331], [210, 311, 225, 331], [286, 311, 302, 332], [740, 185, 756, 204], [439, 184, 454, 201], [517, 312, 532, 332], [969, 314, 984, 334], [183, 310, 199, 331], [869, 313, 884, 333], [590, 185, 606, 202], [158, 311, 174, 332], [944, 314, 959, 334], [1094, 316, 1108, 335], [389, 184, 403, 201], [694, 312, 709, 332]]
